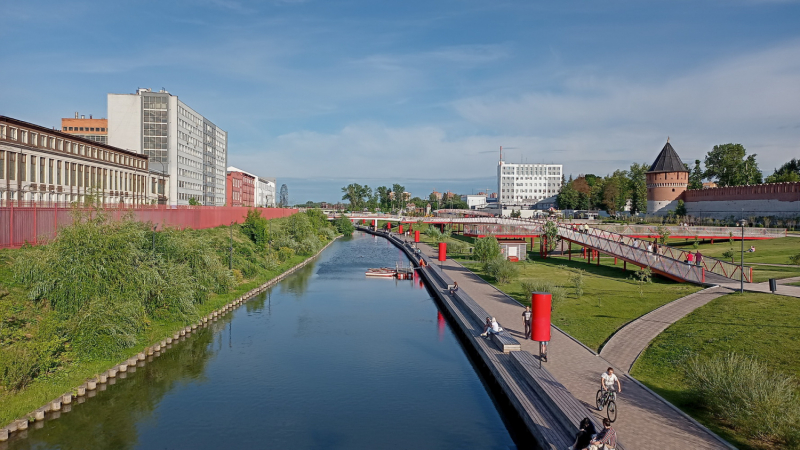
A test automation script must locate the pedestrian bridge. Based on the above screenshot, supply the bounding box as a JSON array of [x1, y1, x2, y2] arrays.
[[335, 214, 763, 284]]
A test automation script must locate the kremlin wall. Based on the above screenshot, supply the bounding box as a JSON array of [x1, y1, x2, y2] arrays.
[[646, 141, 800, 219]]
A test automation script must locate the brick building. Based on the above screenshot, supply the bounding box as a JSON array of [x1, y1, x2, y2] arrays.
[[61, 112, 108, 144], [226, 167, 255, 207]]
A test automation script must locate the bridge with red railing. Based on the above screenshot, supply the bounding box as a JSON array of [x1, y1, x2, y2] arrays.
[[338, 213, 774, 284]]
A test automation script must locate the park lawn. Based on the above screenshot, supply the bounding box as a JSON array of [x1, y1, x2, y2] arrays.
[[457, 254, 701, 351], [631, 292, 800, 450]]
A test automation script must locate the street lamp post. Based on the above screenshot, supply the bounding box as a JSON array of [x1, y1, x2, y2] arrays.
[[738, 219, 747, 293]]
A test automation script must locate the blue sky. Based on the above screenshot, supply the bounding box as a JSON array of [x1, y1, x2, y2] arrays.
[[2, 0, 799, 203]]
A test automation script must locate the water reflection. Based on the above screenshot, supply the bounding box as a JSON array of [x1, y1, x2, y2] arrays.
[[8, 232, 516, 450]]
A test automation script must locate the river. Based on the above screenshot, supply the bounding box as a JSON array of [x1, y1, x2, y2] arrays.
[[7, 232, 517, 449]]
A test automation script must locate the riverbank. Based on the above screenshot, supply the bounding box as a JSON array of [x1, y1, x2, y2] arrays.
[[0, 210, 338, 431]]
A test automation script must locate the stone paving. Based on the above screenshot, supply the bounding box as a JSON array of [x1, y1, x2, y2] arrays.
[[599, 286, 732, 373], [409, 239, 731, 450]]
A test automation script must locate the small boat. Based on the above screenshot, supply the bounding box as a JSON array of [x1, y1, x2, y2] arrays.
[[366, 267, 397, 278]]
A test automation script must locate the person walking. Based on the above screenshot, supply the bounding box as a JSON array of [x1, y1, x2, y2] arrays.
[[695, 250, 703, 267], [522, 306, 532, 339], [686, 251, 694, 265]]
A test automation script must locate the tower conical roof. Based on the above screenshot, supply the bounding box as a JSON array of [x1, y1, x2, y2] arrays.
[[648, 140, 687, 173]]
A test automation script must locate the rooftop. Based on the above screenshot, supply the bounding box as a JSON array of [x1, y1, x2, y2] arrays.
[[648, 139, 688, 173]]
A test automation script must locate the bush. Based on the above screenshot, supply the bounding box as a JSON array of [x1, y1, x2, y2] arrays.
[[334, 216, 355, 237], [474, 236, 501, 263], [278, 247, 296, 262], [569, 269, 585, 298], [486, 257, 518, 284], [520, 279, 566, 311], [685, 353, 800, 444]]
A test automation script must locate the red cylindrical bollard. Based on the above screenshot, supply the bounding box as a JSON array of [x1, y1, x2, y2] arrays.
[[399, 224, 404, 234], [414, 230, 420, 242], [531, 292, 552, 342], [438, 242, 447, 261], [362, 219, 366, 225], [386, 222, 391, 231]]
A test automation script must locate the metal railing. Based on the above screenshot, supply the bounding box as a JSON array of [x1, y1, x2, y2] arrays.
[[558, 226, 706, 284], [593, 224, 786, 239]]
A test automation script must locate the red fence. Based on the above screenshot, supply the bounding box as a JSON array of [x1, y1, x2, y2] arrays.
[[0, 204, 298, 249]]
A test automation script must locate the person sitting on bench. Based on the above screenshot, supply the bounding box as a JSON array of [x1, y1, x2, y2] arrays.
[[480, 317, 503, 337], [449, 282, 459, 295]]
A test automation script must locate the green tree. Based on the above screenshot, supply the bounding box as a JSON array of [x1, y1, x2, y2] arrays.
[[557, 175, 579, 210], [627, 163, 648, 215], [391, 183, 406, 211], [341, 183, 365, 210], [602, 170, 628, 214], [376, 186, 391, 210], [188, 197, 200, 206], [474, 236, 501, 263], [688, 160, 704, 189], [704, 143, 762, 187], [334, 216, 355, 237], [510, 209, 521, 218], [675, 199, 687, 217], [765, 158, 800, 183]]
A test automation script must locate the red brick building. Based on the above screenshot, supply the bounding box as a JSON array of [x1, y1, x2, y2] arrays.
[[226, 167, 255, 207]]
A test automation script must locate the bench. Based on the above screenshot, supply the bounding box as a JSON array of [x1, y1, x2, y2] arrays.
[[510, 351, 625, 450], [490, 332, 521, 353]]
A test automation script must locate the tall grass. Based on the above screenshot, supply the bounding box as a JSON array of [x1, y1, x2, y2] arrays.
[[685, 353, 800, 446], [520, 279, 566, 311]]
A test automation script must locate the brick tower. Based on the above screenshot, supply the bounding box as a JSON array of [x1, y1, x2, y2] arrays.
[[646, 139, 689, 215]]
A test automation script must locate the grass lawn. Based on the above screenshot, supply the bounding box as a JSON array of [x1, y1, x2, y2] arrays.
[[631, 292, 800, 450], [456, 253, 701, 351]]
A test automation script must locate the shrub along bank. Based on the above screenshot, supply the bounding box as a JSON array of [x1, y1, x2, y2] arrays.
[[0, 208, 337, 426]]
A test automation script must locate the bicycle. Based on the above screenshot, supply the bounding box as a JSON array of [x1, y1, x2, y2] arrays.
[[595, 388, 618, 423]]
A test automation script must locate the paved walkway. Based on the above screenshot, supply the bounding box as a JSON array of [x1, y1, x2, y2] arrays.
[[410, 240, 731, 450], [599, 286, 732, 373], [713, 277, 800, 297]]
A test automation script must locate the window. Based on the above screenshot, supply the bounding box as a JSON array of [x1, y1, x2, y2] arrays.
[[63, 127, 67, 131], [79, 127, 84, 131], [19, 154, 26, 181], [40, 157, 45, 184], [49, 159, 53, 184], [0, 152, 4, 179]]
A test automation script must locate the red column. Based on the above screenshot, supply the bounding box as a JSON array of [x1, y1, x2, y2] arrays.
[[414, 230, 420, 242], [438, 242, 447, 261], [399, 224, 403, 234], [531, 292, 552, 342]]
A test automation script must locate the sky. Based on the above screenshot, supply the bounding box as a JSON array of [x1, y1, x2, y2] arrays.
[[2, 0, 799, 204]]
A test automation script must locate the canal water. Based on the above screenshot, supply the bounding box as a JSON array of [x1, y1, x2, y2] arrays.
[[7, 232, 517, 450]]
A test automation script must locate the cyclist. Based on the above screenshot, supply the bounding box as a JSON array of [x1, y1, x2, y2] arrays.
[[599, 367, 621, 406]]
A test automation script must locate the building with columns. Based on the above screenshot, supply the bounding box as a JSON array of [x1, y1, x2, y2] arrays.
[[0, 116, 161, 206]]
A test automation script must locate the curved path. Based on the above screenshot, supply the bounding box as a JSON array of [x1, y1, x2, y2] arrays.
[[599, 286, 732, 373], [409, 239, 732, 450]]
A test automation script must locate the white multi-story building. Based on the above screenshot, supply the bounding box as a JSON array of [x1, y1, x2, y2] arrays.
[[257, 177, 276, 207], [108, 88, 227, 206], [497, 159, 562, 207]]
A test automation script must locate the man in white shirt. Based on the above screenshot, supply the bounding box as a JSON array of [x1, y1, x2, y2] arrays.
[[600, 367, 621, 401]]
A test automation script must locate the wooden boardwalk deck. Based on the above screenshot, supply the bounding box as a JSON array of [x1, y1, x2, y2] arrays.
[[366, 228, 611, 450]]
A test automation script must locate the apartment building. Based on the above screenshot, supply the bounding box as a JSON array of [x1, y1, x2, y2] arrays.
[[0, 116, 160, 206], [497, 159, 562, 207], [61, 112, 108, 144], [108, 88, 227, 206]]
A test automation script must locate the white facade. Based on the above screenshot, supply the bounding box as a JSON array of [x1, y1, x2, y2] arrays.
[[108, 88, 227, 206], [257, 177, 276, 207], [497, 160, 562, 207], [461, 194, 487, 209]]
